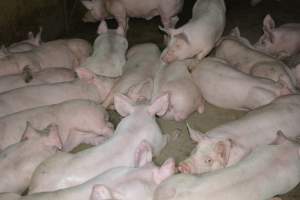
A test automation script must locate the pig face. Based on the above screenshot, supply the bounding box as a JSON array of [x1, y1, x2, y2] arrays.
[[81, 0, 108, 22], [161, 31, 192, 63], [178, 125, 232, 174], [254, 14, 288, 58]]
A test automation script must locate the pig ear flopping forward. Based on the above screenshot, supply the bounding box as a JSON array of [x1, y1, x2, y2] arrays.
[[148, 93, 169, 117], [76, 67, 97, 84], [114, 93, 135, 117], [271, 130, 292, 145], [153, 158, 176, 184], [186, 123, 207, 143], [214, 139, 233, 167]]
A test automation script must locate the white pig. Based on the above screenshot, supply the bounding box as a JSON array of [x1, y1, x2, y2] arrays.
[[81, 21, 128, 77], [155, 132, 300, 200], [0, 38, 92, 76], [0, 123, 62, 194], [0, 27, 42, 58], [255, 14, 300, 59], [191, 57, 290, 111], [0, 99, 113, 151], [178, 95, 300, 174], [81, 0, 184, 31], [0, 68, 116, 117], [28, 93, 169, 193], [215, 27, 296, 92], [17, 143, 175, 200], [152, 59, 205, 121], [102, 43, 161, 108], [0, 193, 20, 200], [160, 0, 226, 63], [0, 68, 76, 93]]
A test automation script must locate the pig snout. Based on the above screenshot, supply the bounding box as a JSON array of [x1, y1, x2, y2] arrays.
[[161, 50, 176, 64], [177, 162, 192, 174]]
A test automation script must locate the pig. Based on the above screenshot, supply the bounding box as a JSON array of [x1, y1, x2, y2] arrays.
[[254, 14, 300, 59], [5, 27, 43, 54], [0, 27, 42, 58], [81, 0, 184, 32], [160, 0, 226, 63], [0, 123, 62, 194], [81, 21, 128, 77], [0, 68, 116, 117], [0, 68, 76, 93], [178, 94, 300, 174], [102, 43, 162, 108], [155, 132, 300, 200], [190, 57, 290, 111], [152, 59, 204, 121], [17, 143, 175, 200], [28, 93, 169, 193], [81, 0, 110, 23], [215, 27, 296, 92], [0, 99, 114, 151], [0, 38, 92, 76]]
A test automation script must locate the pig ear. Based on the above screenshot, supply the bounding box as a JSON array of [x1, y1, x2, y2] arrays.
[[148, 93, 169, 117], [90, 184, 113, 200], [230, 27, 241, 38], [186, 123, 207, 143], [34, 26, 43, 46], [134, 140, 153, 167], [97, 21, 108, 34], [21, 121, 40, 141], [81, 0, 93, 10], [76, 67, 96, 84], [114, 93, 135, 117], [116, 26, 125, 36], [271, 130, 290, 145], [127, 79, 153, 102], [263, 14, 275, 32], [46, 123, 63, 150], [174, 32, 190, 45], [214, 139, 232, 167], [153, 158, 176, 184]]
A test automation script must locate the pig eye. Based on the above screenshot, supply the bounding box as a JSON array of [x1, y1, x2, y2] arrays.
[[205, 158, 213, 165]]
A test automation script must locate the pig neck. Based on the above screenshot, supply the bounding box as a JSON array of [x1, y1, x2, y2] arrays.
[[76, 110, 160, 164], [227, 144, 251, 167]]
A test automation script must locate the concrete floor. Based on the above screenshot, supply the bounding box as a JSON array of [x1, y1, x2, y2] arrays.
[[72, 0, 300, 199]]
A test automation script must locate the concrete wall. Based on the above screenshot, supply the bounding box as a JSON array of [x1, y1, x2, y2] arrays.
[[0, 0, 72, 44]]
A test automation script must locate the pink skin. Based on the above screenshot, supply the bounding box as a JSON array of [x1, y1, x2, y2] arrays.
[[0, 99, 114, 151], [215, 28, 297, 93], [81, 0, 183, 32], [255, 14, 300, 59], [0, 39, 92, 76], [19, 142, 175, 200], [178, 95, 300, 175], [155, 132, 300, 200], [0, 68, 116, 118], [102, 43, 161, 108], [0, 123, 62, 194], [0, 68, 76, 94], [28, 93, 168, 193], [161, 0, 226, 63]]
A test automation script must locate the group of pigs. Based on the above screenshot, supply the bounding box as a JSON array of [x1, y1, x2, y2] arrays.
[[0, 0, 300, 199]]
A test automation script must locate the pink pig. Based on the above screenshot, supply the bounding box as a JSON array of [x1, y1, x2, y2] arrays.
[[255, 14, 300, 59], [81, 0, 184, 31], [152, 59, 204, 121], [160, 0, 226, 63], [28, 93, 168, 193], [0, 123, 62, 194]]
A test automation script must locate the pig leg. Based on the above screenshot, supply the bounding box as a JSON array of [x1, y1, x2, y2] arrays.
[[106, 1, 128, 32], [244, 87, 277, 110], [63, 129, 109, 151]]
